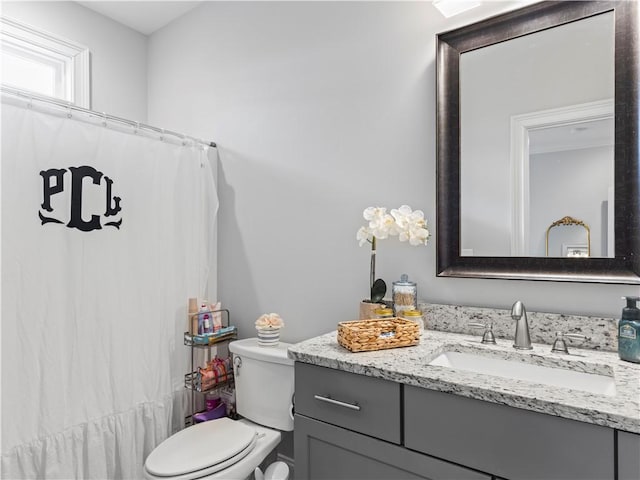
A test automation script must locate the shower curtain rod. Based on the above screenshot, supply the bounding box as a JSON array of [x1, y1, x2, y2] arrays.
[[1, 85, 216, 148]]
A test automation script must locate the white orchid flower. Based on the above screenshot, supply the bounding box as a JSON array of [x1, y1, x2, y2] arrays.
[[358, 205, 429, 246], [370, 213, 396, 239], [409, 209, 426, 224], [390, 204, 412, 224], [392, 205, 429, 245], [361, 207, 397, 240], [392, 205, 423, 225], [408, 225, 430, 246], [363, 206, 386, 221], [357, 226, 373, 246]]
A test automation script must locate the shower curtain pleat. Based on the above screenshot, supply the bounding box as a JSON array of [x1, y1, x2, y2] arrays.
[[1, 99, 218, 479]]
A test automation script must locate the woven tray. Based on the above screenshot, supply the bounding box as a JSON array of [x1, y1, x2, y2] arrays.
[[337, 317, 420, 352]]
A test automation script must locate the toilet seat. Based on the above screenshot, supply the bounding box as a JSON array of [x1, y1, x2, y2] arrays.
[[144, 418, 258, 480]]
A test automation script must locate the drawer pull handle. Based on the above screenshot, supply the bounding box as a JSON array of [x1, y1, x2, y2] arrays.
[[314, 394, 361, 411]]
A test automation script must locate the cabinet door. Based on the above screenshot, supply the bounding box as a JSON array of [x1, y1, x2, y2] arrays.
[[618, 430, 640, 480], [294, 414, 491, 480], [404, 386, 615, 480]]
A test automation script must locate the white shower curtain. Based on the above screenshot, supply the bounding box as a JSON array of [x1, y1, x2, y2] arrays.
[[1, 97, 219, 479]]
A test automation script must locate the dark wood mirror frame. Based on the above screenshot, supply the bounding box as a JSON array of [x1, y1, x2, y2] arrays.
[[436, 0, 639, 284]]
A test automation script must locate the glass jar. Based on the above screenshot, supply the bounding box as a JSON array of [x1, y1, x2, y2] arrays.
[[392, 274, 417, 315], [374, 307, 394, 319], [400, 309, 424, 330]]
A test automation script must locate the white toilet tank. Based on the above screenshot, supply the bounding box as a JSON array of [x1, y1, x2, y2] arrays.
[[229, 338, 294, 432]]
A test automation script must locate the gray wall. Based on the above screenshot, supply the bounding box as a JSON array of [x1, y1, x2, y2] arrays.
[[2, 1, 148, 121], [8, 1, 633, 343], [146, 1, 638, 343]]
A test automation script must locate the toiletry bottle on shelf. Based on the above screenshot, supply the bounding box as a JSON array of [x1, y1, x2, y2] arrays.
[[205, 391, 221, 411], [211, 301, 222, 333], [198, 302, 212, 335], [619, 296, 640, 363], [188, 298, 198, 335]]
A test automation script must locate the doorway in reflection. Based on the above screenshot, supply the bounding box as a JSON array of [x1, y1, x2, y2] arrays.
[[529, 117, 614, 257]]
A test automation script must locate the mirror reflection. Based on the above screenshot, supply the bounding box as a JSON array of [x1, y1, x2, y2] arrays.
[[459, 11, 614, 258]]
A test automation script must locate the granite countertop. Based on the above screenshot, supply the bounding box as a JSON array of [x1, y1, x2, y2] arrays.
[[288, 329, 640, 433]]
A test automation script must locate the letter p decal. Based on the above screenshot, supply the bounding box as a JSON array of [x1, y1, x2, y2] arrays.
[[40, 168, 67, 212]]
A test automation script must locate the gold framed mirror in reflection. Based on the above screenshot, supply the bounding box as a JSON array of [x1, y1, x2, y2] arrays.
[[545, 216, 591, 258]]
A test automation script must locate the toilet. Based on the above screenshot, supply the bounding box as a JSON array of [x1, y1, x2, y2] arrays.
[[143, 338, 294, 480]]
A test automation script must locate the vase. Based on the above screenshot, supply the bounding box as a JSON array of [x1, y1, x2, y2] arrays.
[[256, 327, 281, 346], [359, 300, 385, 320]]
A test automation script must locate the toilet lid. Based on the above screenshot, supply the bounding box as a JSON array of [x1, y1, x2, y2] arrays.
[[145, 418, 257, 478]]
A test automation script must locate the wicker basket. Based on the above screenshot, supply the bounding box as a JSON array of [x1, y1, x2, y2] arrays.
[[337, 317, 420, 352]]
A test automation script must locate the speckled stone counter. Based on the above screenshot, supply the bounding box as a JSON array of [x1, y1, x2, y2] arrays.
[[288, 329, 640, 433], [418, 302, 619, 351]]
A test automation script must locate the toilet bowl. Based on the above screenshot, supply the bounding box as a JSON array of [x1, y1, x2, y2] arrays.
[[143, 338, 294, 480]]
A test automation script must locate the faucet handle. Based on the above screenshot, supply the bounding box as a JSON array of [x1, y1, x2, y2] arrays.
[[551, 331, 587, 354], [469, 322, 497, 344]]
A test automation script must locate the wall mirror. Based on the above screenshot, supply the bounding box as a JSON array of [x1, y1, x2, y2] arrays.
[[436, 0, 639, 283]]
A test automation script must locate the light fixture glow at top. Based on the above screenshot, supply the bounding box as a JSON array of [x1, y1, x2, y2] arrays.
[[433, 0, 482, 18]]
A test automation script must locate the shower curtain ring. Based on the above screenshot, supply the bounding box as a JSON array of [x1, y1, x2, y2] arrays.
[[102, 112, 107, 127], [27, 96, 33, 109], [134, 122, 140, 135], [181, 134, 186, 146], [160, 129, 165, 142], [67, 105, 72, 118]]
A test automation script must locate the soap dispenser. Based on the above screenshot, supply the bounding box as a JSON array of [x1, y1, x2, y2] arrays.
[[618, 296, 640, 363]]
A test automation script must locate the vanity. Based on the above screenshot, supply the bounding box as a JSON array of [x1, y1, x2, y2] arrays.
[[288, 326, 640, 480]]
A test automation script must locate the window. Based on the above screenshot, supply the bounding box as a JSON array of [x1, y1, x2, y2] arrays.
[[1, 16, 90, 107]]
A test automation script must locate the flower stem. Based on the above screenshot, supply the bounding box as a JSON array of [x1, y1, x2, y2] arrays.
[[370, 236, 376, 292]]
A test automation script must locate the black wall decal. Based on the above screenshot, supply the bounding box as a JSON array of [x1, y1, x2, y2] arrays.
[[39, 166, 123, 231]]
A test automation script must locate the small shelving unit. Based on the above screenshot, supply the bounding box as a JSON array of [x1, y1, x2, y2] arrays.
[[183, 308, 236, 426]]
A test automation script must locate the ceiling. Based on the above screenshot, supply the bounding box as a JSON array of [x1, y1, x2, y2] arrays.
[[77, 1, 202, 35], [529, 117, 614, 155], [76, 1, 538, 37]]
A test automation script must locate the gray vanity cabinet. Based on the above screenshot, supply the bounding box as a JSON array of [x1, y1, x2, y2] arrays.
[[294, 414, 489, 480], [618, 430, 640, 480], [404, 386, 614, 480], [294, 363, 491, 480]]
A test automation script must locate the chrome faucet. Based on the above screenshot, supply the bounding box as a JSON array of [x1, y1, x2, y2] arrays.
[[551, 331, 587, 354], [511, 300, 532, 350]]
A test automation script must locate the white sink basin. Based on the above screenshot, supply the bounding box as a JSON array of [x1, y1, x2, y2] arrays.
[[429, 350, 616, 396]]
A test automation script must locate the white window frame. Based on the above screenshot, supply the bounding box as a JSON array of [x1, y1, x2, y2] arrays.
[[1, 16, 91, 107]]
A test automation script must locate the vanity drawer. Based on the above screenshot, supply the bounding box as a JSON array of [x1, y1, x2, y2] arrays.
[[404, 386, 614, 480], [295, 362, 401, 444]]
